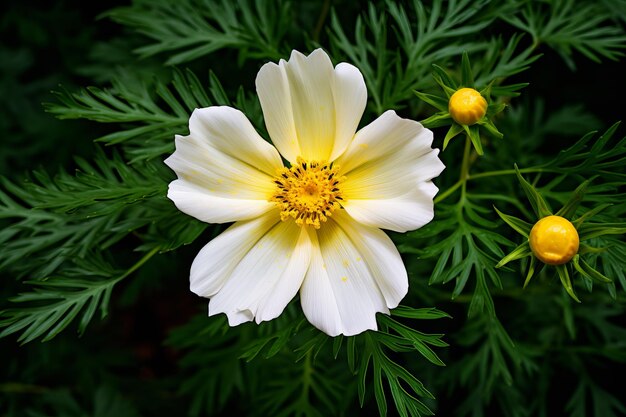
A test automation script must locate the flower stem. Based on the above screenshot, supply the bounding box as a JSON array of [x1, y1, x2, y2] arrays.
[[436, 163, 548, 204], [312, 0, 331, 43], [434, 180, 463, 204], [459, 135, 471, 199], [468, 167, 544, 180], [435, 135, 472, 204], [115, 246, 161, 283]]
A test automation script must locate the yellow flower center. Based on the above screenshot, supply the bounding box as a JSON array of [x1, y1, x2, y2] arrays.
[[529, 215, 580, 265], [270, 157, 345, 229], [448, 88, 487, 125]]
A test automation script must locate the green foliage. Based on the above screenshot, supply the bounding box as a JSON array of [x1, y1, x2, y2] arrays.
[[401, 194, 511, 318], [2, 1, 626, 417], [0, 150, 183, 277], [535, 122, 626, 181], [500, 0, 626, 69], [351, 310, 449, 417], [0, 259, 118, 344], [0, 248, 158, 344], [473, 34, 538, 96], [21, 386, 142, 417], [330, 0, 494, 113], [166, 315, 245, 416], [0, 149, 204, 343], [164, 306, 448, 417], [105, 0, 292, 65], [45, 68, 263, 163], [445, 315, 525, 412], [566, 377, 626, 417]]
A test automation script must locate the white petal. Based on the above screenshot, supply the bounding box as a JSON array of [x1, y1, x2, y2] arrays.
[[190, 214, 279, 298], [342, 148, 444, 199], [343, 182, 439, 233], [186, 106, 283, 176], [329, 62, 367, 161], [337, 110, 445, 232], [299, 229, 343, 336], [168, 180, 276, 223], [300, 212, 408, 336], [165, 106, 284, 223], [256, 60, 300, 164], [208, 219, 312, 326], [256, 49, 366, 163], [336, 110, 437, 173]]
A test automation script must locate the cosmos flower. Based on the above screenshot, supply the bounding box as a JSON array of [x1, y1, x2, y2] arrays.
[[165, 49, 445, 336]]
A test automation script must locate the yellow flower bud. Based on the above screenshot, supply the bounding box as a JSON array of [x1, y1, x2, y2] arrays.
[[448, 88, 487, 125], [529, 215, 579, 265]]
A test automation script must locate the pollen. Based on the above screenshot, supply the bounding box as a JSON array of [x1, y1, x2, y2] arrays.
[[529, 215, 579, 265], [270, 156, 345, 229], [448, 88, 487, 125]]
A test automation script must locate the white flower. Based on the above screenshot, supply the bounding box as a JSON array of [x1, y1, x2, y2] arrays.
[[165, 49, 445, 336]]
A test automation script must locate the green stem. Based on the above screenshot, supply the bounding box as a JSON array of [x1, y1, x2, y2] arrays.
[[435, 136, 472, 204], [312, 0, 331, 43], [469, 167, 545, 181], [436, 166, 549, 204], [115, 246, 161, 283], [434, 179, 463, 204], [459, 136, 471, 199]]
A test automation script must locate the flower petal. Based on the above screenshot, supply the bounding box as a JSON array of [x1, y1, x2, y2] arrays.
[[336, 110, 439, 174], [204, 217, 312, 326], [300, 212, 408, 336], [190, 214, 279, 298], [167, 180, 276, 223], [329, 62, 367, 161], [255, 58, 301, 164], [337, 110, 445, 232], [341, 182, 439, 233], [187, 106, 283, 176], [256, 49, 366, 163], [165, 106, 284, 223]]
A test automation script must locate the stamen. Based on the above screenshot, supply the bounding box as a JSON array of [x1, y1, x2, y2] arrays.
[[270, 156, 345, 229]]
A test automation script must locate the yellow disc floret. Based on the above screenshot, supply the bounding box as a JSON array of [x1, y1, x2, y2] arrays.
[[448, 88, 487, 125], [270, 157, 345, 229], [529, 215, 579, 265]]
